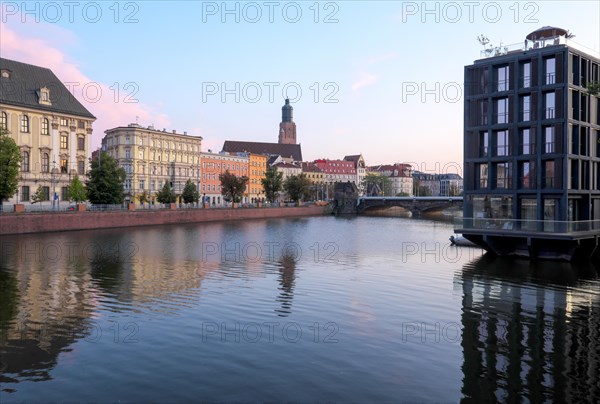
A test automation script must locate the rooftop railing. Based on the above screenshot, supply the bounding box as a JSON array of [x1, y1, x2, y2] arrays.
[[479, 37, 599, 59]]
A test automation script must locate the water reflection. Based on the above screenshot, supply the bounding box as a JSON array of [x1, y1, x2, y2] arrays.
[[275, 252, 297, 317], [0, 239, 96, 389], [457, 254, 600, 402]]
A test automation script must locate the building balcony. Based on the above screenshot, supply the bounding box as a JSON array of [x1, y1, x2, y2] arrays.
[[455, 217, 600, 238]]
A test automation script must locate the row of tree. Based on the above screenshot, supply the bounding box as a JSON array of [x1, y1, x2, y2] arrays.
[[3, 126, 460, 205], [1, 127, 313, 206]]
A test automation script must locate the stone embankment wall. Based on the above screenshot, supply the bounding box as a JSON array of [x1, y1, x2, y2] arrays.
[[0, 206, 326, 236]]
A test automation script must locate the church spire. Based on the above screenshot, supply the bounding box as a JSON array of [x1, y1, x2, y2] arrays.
[[278, 99, 297, 144]]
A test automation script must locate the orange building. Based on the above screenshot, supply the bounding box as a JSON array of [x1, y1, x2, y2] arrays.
[[248, 153, 267, 203], [200, 152, 249, 206]]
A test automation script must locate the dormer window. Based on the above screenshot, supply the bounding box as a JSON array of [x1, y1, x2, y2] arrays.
[[0, 69, 10, 78], [39, 87, 51, 105]]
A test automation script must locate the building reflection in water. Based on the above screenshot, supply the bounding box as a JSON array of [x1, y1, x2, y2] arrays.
[[0, 228, 206, 390], [0, 239, 99, 388], [275, 252, 297, 317], [457, 254, 600, 402]]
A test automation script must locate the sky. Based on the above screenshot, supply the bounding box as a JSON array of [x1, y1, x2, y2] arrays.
[[1, 1, 599, 174]]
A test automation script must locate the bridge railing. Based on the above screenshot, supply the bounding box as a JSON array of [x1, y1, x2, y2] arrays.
[[455, 217, 600, 234], [360, 196, 463, 201]]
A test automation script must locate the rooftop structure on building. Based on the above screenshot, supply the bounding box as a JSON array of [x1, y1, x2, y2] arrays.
[[0, 58, 95, 119], [222, 140, 302, 161]]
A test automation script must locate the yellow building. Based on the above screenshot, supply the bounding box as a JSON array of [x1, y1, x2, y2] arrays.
[[0, 58, 96, 206], [302, 162, 325, 201], [248, 153, 267, 203], [102, 124, 202, 202]]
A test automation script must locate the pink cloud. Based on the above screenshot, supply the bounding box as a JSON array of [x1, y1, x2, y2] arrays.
[[0, 24, 170, 151], [351, 72, 377, 91]]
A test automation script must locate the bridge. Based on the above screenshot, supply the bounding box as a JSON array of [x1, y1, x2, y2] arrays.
[[356, 196, 463, 215]]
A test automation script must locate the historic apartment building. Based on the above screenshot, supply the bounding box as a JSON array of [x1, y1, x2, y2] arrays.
[[102, 124, 202, 201], [0, 58, 95, 205], [369, 163, 414, 196], [200, 151, 249, 205], [344, 154, 367, 193], [464, 26, 600, 225], [248, 153, 267, 203]]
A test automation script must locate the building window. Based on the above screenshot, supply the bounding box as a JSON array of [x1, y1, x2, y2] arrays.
[[125, 148, 131, 159], [521, 95, 531, 121], [60, 133, 68, 149], [126, 136, 130, 145], [477, 163, 488, 189], [21, 115, 29, 132], [21, 150, 29, 172], [139, 180, 145, 190], [545, 92, 555, 119], [495, 162, 512, 189], [41, 118, 50, 135], [42, 153, 50, 173], [543, 160, 555, 188], [545, 57, 556, 85], [78, 160, 85, 175], [61, 186, 69, 201], [519, 161, 535, 189], [60, 118, 68, 126], [495, 130, 510, 156], [522, 62, 531, 88], [520, 129, 534, 155], [139, 150, 144, 160], [544, 127, 555, 153], [496, 98, 509, 124], [520, 198, 537, 229], [497, 65, 509, 91], [60, 158, 68, 173], [21, 186, 30, 202], [0, 111, 6, 130], [41, 186, 50, 201], [78, 120, 85, 129], [78, 136, 85, 151]]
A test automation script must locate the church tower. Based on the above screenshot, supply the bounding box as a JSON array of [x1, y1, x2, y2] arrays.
[[278, 98, 297, 144]]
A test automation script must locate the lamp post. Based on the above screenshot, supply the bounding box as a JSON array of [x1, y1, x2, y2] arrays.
[[52, 159, 57, 210]]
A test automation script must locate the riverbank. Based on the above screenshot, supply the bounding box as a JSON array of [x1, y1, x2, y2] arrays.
[[0, 206, 327, 235]]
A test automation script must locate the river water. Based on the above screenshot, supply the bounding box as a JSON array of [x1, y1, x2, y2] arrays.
[[1, 215, 599, 402]]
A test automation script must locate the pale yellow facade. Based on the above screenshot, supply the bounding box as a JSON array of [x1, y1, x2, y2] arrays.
[[102, 124, 202, 202], [0, 105, 94, 205]]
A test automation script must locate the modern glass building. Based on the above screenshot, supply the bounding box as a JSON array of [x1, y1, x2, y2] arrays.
[[458, 27, 600, 259]]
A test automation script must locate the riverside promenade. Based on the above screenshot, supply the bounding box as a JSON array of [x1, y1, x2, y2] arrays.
[[0, 205, 327, 236]]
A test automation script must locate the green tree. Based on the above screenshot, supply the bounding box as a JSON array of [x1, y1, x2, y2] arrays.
[[585, 81, 600, 96], [420, 186, 432, 196], [181, 179, 199, 204], [0, 128, 21, 204], [284, 173, 311, 202], [157, 181, 176, 204], [137, 190, 149, 205], [362, 172, 392, 196], [261, 166, 283, 203], [31, 185, 47, 204], [86, 152, 126, 204], [448, 184, 461, 196], [67, 174, 87, 203], [220, 170, 248, 203]]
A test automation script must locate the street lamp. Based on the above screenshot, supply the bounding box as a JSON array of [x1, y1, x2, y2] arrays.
[[52, 159, 57, 210]]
